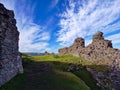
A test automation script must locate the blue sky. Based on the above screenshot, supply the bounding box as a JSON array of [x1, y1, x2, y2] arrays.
[[0, 0, 120, 53]]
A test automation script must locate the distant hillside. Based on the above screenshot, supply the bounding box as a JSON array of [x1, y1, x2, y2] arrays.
[[23, 52, 45, 56]]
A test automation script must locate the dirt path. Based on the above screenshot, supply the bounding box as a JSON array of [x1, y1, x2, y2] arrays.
[[21, 62, 51, 90]]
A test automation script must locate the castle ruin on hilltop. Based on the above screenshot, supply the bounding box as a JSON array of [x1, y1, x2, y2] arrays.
[[59, 31, 120, 89], [59, 31, 120, 70]]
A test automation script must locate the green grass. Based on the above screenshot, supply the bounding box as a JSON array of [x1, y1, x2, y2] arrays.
[[0, 73, 26, 90], [88, 64, 111, 72], [36, 70, 90, 90], [1, 54, 102, 90], [32, 54, 90, 65], [73, 70, 100, 90]]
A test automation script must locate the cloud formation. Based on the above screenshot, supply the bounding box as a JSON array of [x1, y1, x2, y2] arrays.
[[0, 0, 50, 52], [57, 0, 120, 48], [49, 0, 59, 10], [107, 32, 120, 44], [19, 23, 50, 52], [0, 0, 15, 10]]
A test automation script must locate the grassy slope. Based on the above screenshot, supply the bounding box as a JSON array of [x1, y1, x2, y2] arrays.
[[1, 54, 101, 90], [32, 55, 100, 90]]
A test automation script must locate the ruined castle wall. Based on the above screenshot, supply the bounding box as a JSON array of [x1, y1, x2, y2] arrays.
[[59, 32, 120, 89], [0, 3, 23, 86], [59, 37, 85, 56], [59, 32, 120, 69]]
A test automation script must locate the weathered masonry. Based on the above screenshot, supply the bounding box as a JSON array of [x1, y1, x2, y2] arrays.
[[0, 3, 23, 86]]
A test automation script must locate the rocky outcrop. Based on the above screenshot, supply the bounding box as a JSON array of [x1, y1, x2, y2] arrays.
[[59, 31, 120, 89], [0, 3, 23, 86]]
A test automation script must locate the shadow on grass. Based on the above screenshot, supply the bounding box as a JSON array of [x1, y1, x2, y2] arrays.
[[1, 55, 112, 90]]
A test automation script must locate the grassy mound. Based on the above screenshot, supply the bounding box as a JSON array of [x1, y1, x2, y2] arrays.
[[1, 54, 101, 90]]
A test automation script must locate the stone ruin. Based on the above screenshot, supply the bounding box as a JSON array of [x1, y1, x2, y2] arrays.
[[59, 31, 120, 68], [59, 37, 85, 56], [93, 31, 104, 41], [59, 31, 120, 89], [0, 3, 23, 86]]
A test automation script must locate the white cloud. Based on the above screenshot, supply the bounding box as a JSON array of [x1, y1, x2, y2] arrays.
[[49, 0, 59, 10], [19, 23, 50, 52], [0, 0, 50, 52], [106, 33, 120, 44], [0, 0, 15, 10], [57, 0, 120, 48]]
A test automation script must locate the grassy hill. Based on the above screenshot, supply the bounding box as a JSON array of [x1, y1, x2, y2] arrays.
[[1, 54, 101, 90]]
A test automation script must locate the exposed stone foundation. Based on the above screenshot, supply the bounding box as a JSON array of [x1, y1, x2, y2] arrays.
[[0, 3, 23, 86]]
